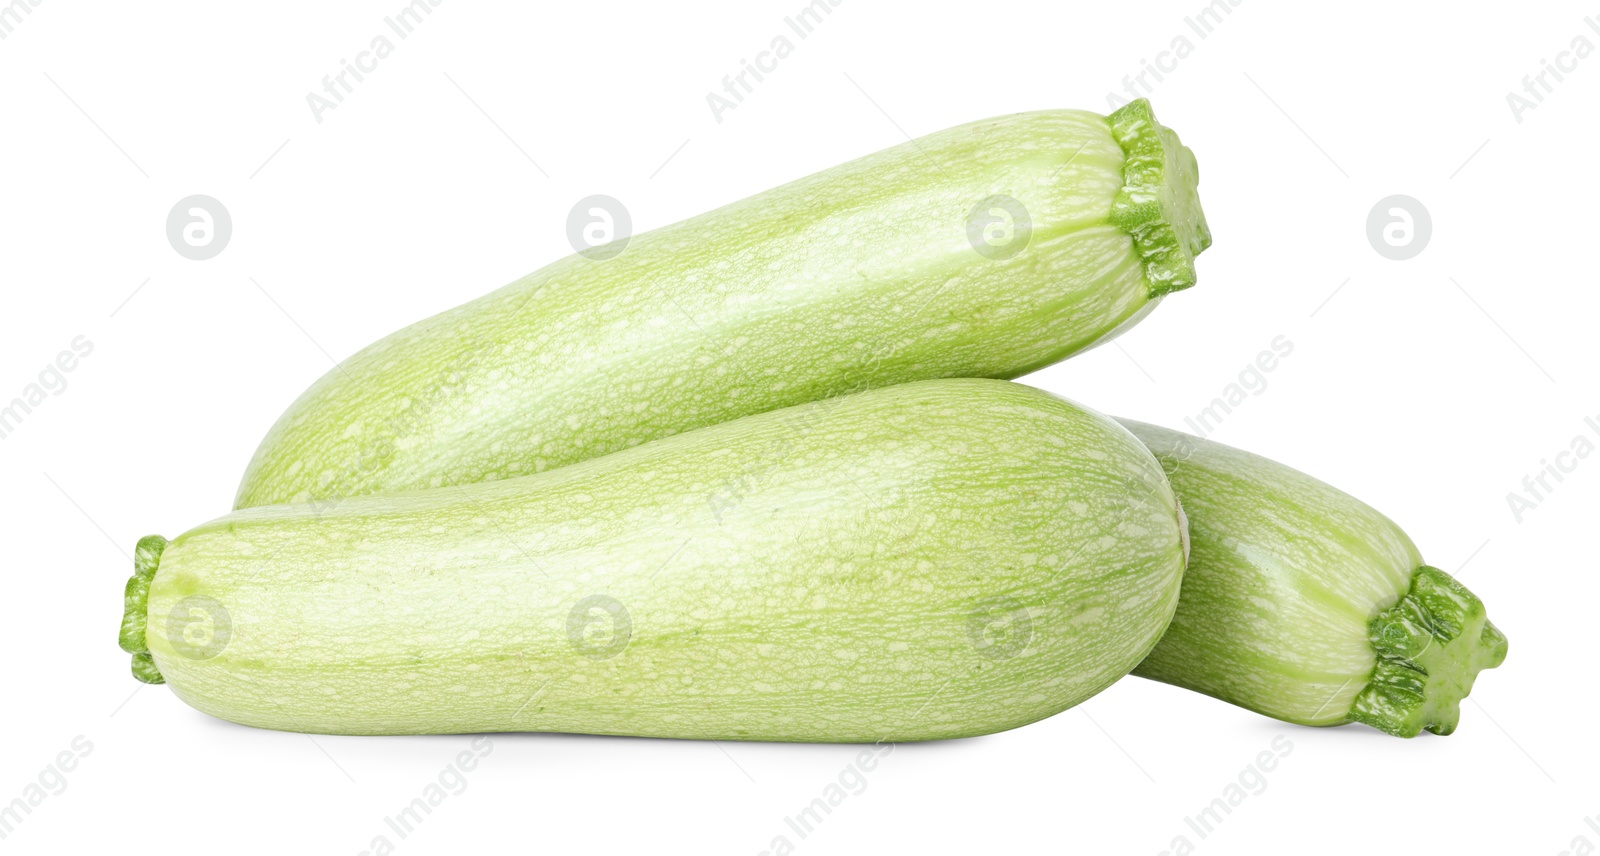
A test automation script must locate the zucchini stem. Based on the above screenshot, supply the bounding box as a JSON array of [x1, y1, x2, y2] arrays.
[[1348, 566, 1508, 737], [119, 534, 168, 684], [1108, 99, 1212, 298]]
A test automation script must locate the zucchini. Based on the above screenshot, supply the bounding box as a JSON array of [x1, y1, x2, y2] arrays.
[[235, 99, 1209, 508], [121, 380, 1188, 741], [1118, 420, 1507, 737]]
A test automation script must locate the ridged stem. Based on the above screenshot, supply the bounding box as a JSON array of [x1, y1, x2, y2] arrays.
[[119, 534, 168, 684], [1107, 99, 1212, 297], [1348, 566, 1508, 737]]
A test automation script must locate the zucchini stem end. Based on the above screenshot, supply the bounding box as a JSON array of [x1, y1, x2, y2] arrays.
[[119, 534, 168, 684], [1107, 99, 1211, 298], [1347, 566, 1507, 737]]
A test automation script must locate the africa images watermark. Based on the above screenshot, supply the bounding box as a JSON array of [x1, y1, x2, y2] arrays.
[[1554, 809, 1600, 856], [705, 0, 843, 123], [1505, 15, 1600, 124], [1105, 0, 1243, 109], [1505, 412, 1600, 523], [356, 736, 494, 856], [0, 735, 93, 843], [1154, 734, 1293, 856], [305, 0, 445, 124], [1181, 335, 1293, 439], [0, 0, 45, 40], [755, 740, 895, 855], [0, 336, 94, 443]]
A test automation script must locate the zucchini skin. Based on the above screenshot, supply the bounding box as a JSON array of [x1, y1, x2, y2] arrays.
[[235, 100, 1208, 508], [134, 381, 1187, 741], [1119, 420, 1507, 737]]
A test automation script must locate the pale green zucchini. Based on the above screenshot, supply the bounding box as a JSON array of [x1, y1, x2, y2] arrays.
[[1118, 420, 1507, 737], [235, 99, 1208, 509], [121, 380, 1187, 741]]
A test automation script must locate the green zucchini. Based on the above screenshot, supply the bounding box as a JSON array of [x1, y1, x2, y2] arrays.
[[235, 99, 1209, 509], [121, 380, 1188, 741], [1118, 420, 1507, 737]]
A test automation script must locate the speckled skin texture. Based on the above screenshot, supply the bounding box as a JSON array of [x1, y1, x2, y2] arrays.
[[235, 106, 1206, 509], [151, 381, 1186, 741], [1119, 420, 1424, 726]]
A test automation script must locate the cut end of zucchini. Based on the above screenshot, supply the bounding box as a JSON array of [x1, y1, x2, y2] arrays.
[[119, 534, 169, 684], [1347, 566, 1508, 738], [1107, 99, 1211, 298]]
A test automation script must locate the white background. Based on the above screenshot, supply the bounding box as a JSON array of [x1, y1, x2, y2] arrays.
[[1, 0, 1594, 853]]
